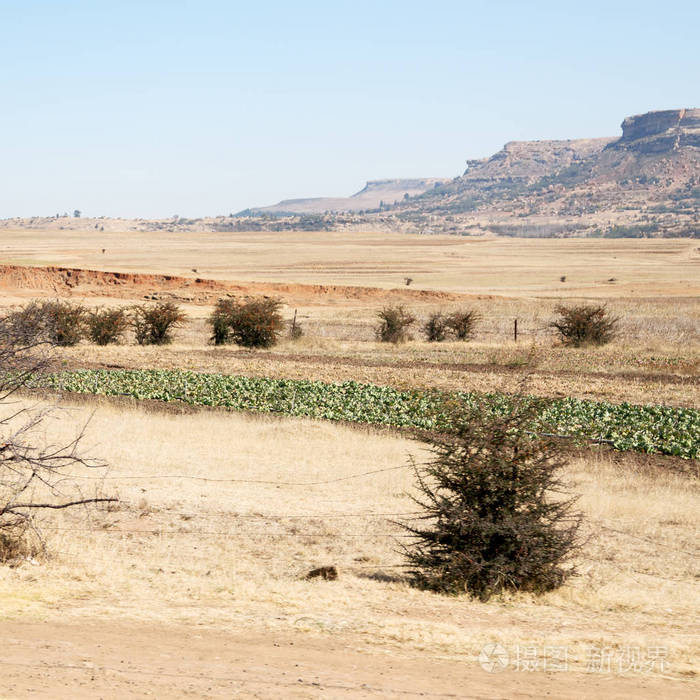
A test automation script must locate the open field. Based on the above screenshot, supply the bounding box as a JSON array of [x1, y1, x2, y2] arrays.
[[1, 398, 698, 697], [0, 231, 698, 697], [0, 232, 698, 408], [1, 228, 699, 295]]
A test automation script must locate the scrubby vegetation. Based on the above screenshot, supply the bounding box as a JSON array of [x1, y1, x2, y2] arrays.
[[208, 298, 237, 345], [422, 312, 448, 342], [87, 307, 129, 345], [401, 395, 581, 599], [376, 306, 415, 343], [132, 302, 187, 345], [551, 304, 619, 347], [445, 310, 480, 341], [208, 296, 284, 348], [4, 300, 87, 347], [422, 309, 480, 342]]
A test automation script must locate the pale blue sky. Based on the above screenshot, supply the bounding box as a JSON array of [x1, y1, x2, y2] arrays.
[[1, 0, 698, 218]]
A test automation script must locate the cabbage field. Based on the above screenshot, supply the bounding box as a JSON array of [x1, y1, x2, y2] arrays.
[[39, 369, 699, 459]]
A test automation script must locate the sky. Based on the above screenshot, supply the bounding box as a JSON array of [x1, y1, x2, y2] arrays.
[[1, 0, 698, 219]]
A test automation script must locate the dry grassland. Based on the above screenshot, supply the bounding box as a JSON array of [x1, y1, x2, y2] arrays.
[[1, 230, 697, 407], [1, 399, 697, 686], [1, 228, 698, 295], [0, 231, 698, 696]]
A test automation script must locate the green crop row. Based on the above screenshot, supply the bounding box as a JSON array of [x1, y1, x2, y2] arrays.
[[35, 369, 700, 459]]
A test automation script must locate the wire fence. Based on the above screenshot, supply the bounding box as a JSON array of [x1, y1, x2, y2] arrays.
[[55, 463, 413, 486], [36, 518, 699, 558], [8, 449, 697, 587], [27, 470, 697, 577], [37, 519, 698, 585]]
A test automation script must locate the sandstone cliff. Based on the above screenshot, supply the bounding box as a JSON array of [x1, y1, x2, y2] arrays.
[[611, 109, 700, 153], [463, 138, 613, 182], [371, 109, 700, 237]]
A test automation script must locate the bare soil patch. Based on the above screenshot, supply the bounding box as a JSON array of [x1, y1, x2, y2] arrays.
[[3, 620, 695, 699]]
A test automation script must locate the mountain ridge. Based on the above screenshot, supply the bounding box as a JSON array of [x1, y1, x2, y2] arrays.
[[244, 178, 449, 215], [2, 109, 698, 237], [233, 108, 698, 237]]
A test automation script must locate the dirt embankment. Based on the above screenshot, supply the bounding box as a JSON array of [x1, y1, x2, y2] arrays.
[[0, 264, 472, 306]]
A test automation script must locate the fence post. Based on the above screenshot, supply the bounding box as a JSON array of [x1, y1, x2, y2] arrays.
[[514, 318, 518, 342]]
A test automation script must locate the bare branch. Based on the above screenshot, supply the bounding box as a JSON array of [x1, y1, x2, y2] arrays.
[[4, 497, 118, 511]]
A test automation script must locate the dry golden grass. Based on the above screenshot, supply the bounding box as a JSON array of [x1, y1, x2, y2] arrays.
[[1, 230, 697, 408], [1, 230, 698, 696], [1, 397, 697, 679], [1, 229, 698, 296]]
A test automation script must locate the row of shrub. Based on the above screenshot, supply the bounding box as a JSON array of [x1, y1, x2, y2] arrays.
[[4, 300, 186, 347], [3, 298, 619, 350], [377, 307, 481, 343], [377, 303, 618, 347], [3, 297, 295, 349]]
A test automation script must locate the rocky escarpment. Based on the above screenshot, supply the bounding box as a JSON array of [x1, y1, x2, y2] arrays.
[[357, 108, 700, 238], [463, 138, 613, 182], [609, 108, 700, 154], [4, 110, 697, 238]]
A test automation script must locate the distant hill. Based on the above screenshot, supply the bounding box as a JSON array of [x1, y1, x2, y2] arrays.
[[243, 178, 449, 215], [381, 108, 700, 237], [3, 110, 698, 237], [226, 108, 699, 237]]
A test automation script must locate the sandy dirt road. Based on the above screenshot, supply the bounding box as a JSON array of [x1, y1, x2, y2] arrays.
[[1, 621, 696, 699]]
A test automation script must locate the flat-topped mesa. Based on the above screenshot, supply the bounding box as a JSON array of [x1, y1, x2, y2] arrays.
[[355, 178, 447, 194], [609, 108, 700, 153]]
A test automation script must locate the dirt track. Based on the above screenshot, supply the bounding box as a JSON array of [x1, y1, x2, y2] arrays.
[[3, 621, 695, 699]]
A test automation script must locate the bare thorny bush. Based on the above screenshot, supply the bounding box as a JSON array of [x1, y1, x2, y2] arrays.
[[0, 316, 116, 562], [376, 305, 416, 344], [551, 304, 619, 347]]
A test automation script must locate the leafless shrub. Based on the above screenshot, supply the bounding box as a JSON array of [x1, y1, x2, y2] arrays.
[[0, 317, 116, 561], [87, 307, 129, 345], [445, 310, 480, 341], [4, 300, 87, 347], [422, 312, 448, 342], [376, 306, 415, 344]]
